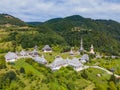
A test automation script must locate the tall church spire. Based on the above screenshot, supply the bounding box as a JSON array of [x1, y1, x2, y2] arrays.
[[80, 38, 84, 52]]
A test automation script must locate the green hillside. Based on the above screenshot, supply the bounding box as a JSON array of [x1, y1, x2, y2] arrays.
[[0, 14, 120, 55], [0, 13, 120, 90], [0, 14, 27, 26], [0, 14, 67, 53], [27, 22, 43, 26], [0, 57, 120, 90], [40, 15, 120, 55]]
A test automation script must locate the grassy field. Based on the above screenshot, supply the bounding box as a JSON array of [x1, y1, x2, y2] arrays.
[[87, 58, 120, 75], [13, 58, 41, 75], [1, 51, 120, 90], [84, 83, 95, 90]]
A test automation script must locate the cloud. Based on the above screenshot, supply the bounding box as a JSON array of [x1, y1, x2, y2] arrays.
[[0, 0, 120, 22]]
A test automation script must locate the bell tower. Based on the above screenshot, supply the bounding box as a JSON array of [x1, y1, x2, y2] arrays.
[[79, 38, 84, 52], [90, 44, 95, 54]]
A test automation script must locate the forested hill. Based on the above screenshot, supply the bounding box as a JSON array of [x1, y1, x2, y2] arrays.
[[0, 14, 67, 52], [0, 14, 120, 55], [0, 14, 27, 26], [43, 15, 120, 36], [26, 22, 43, 26], [39, 15, 120, 55]]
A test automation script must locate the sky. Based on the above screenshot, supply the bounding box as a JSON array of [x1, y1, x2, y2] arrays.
[[0, 0, 120, 22]]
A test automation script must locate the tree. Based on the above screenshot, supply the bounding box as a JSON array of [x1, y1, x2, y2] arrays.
[[94, 84, 106, 90], [20, 67, 25, 74], [67, 82, 75, 90], [5, 71, 16, 81], [11, 40, 17, 52], [109, 74, 116, 83], [27, 71, 33, 77], [109, 81, 117, 90], [0, 55, 6, 69], [81, 70, 88, 79]]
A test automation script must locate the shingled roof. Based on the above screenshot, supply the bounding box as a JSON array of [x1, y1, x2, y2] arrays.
[[42, 45, 52, 51], [49, 57, 67, 70], [5, 52, 18, 62], [68, 58, 83, 67], [81, 54, 89, 63], [34, 55, 47, 64]]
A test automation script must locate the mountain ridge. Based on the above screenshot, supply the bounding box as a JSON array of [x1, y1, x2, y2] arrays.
[[39, 15, 120, 55], [0, 14, 27, 26], [0, 14, 120, 55]]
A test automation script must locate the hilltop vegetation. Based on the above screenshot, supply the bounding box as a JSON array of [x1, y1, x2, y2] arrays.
[[0, 14, 67, 53], [27, 22, 43, 26], [0, 14, 120, 55], [40, 15, 120, 55], [0, 14, 27, 26], [0, 14, 120, 90]]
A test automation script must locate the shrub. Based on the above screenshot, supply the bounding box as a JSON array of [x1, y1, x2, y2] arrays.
[[108, 81, 117, 90], [26, 71, 33, 77], [20, 67, 25, 74], [0, 55, 6, 69], [81, 70, 88, 79], [5, 71, 16, 81], [94, 84, 106, 90]]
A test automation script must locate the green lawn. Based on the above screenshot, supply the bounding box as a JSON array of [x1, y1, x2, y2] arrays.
[[13, 58, 41, 75], [84, 83, 95, 90], [86, 58, 120, 75], [75, 78, 92, 89]]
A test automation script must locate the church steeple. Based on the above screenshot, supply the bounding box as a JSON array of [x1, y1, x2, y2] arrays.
[[80, 38, 84, 51]]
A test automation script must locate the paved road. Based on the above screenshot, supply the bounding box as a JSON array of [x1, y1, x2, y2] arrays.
[[77, 65, 119, 78]]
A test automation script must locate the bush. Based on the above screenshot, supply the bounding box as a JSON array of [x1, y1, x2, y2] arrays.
[[81, 70, 88, 79], [20, 67, 25, 74], [108, 81, 117, 90], [5, 71, 16, 81], [0, 55, 6, 69], [94, 84, 106, 90], [26, 71, 33, 77], [25, 58, 34, 64], [67, 82, 75, 90]]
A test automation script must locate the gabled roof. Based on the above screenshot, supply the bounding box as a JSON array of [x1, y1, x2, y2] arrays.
[[32, 49, 38, 52], [49, 57, 66, 68], [29, 49, 38, 55], [81, 54, 89, 62], [34, 55, 47, 64], [5, 52, 17, 60], [20, 50, 27, 55], [68, 58, 83, 67], [42, 45, 52, 50]]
